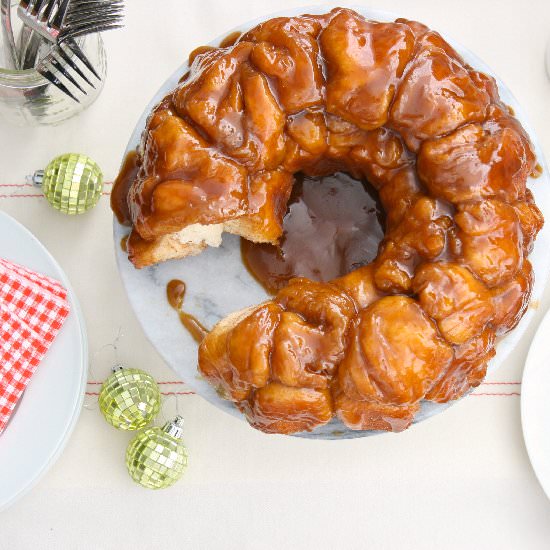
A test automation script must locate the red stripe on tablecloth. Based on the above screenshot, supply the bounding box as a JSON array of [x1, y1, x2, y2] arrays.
[[86, 380, 522, 386], [0, 181, 113, 199], [85, 380, 521, 398], [0, 194, 45, 198], [0, 192, 113, 198], [85, 390, 518, 397], [87, 381, 188, 385], [470, 392, 521, 397], [0, 184, 34, 188], [0, 181, 113, 188], [85, 391, 195, 396]]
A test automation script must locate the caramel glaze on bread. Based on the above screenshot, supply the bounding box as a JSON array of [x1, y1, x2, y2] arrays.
[[113, 8, 544, 434]]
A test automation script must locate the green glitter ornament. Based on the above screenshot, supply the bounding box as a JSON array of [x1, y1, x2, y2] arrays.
[[99, 366, 161, 431], [126, 416, 188, 489], [33, 153, 103, 214]]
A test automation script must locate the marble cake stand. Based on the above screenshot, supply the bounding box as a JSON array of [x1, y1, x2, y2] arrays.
[[113, 6, 550, 439]]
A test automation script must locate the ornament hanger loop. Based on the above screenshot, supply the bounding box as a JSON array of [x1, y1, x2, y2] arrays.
[[159, 391, 182, 425], [84, 327, 125, 410]]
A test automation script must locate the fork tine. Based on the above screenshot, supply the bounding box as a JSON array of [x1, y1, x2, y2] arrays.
[[61, 0, 124, 36], [68, 0, 123, 8], [66, 11, 123, 24], [62, 37, 100, 79], [48, 51, 87, 94], [26, 0, 40, 15], [35, 0, 51, 18], [37, 60, 80, 102], [65, 9, 123, 24], [62, 12, 124, 37], [63, 23, 123, 40], [68, 0, 124, 6], [43, 0, 60, 21], [62, 22, 123, 40], [60, 7, 124, 40], [66, 2, 124, 13], [51, 0, 70, 27], [40, 0, 56, 16], [64, 0, 124, 22], [57, 42, 95, 88]]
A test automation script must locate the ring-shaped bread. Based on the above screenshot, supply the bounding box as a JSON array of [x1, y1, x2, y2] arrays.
[[113, 8, 543, 434]]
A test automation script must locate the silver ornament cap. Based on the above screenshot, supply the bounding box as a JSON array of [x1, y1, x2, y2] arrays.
[[163, 415, 184, 439], [32, 170, 44, 186]]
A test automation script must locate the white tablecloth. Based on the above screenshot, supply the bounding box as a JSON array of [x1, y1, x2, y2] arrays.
[[1, 1, 550, 548]]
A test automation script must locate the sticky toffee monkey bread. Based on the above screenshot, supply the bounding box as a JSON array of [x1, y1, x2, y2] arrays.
[[113, 8, 544, 434]]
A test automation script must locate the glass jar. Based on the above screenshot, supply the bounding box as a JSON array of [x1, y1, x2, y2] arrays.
[[0, 5, 106, 126]]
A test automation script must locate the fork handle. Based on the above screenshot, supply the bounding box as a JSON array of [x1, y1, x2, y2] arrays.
[[1, 0, 19, 69], [18, 25, 42, 69]]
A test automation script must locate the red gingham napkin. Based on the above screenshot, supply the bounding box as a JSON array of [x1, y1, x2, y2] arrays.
[[0, 258, 68, 300], [0, 259, 70, 434]]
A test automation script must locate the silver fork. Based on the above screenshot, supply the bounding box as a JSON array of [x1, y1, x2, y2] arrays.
[[36, 39, 98, 101], [18, 0, 123, 67], [18, 0, 64, 68], [18, 0, 99, 101], [18, 0, 69, 41], [17, 0, 123, 101], [18, 0, 78, 68], [60, 0, 124, 40]]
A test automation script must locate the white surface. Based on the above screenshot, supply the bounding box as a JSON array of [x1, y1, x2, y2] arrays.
[[114, 5, 550, 440], [522, 307, 550, 500], [1, 0, 550, 548], [0, 211, 87, 511]]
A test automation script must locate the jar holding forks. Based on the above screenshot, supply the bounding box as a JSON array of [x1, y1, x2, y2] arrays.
[[0, 0, 115, 125]]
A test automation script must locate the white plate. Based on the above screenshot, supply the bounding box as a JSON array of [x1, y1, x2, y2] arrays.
[[113, 6, 550, 439], [0, 211, 87, 511], [521, 307, 550, 500]]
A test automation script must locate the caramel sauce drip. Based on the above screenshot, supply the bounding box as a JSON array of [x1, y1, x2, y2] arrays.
[[111, 150, 140, 225], [166, 279, 209, 343], [531, 163, 543, 179], [120, 235, 129, 252], [167, 279, 186, 309], [241, 172, 385, 294]]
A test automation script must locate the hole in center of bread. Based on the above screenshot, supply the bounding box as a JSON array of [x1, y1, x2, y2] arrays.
[[241, 171, 385, 294]]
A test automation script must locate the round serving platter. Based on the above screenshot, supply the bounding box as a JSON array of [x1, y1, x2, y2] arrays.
[[522, 307, 550, 501], [113, 5, 550, 439]]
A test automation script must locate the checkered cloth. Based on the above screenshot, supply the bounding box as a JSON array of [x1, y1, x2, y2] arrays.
[[0, 259, 70, 434]]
